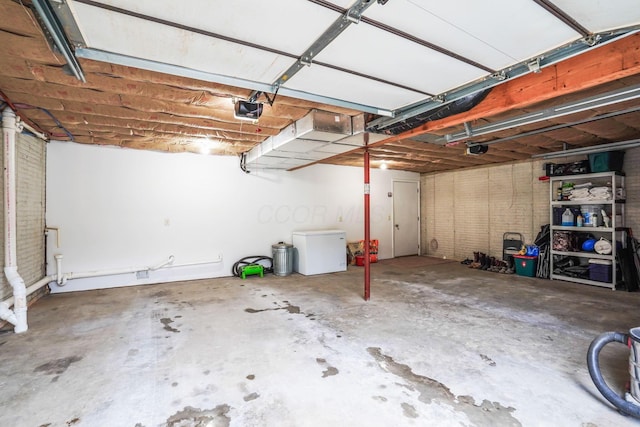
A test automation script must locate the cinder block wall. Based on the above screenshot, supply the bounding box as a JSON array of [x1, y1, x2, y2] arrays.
[[421, 147, 640, 260], [625, 147, 640, 232], [0, 132, 47, 301]]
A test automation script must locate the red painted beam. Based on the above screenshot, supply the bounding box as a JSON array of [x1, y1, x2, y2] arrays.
[[364, 133, 371, 301]]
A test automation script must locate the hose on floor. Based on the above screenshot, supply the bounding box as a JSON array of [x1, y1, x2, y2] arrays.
[[587, 331, 640, 418], [232, 256, 273, 277]]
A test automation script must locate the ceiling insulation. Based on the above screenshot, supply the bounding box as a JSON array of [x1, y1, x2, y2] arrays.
[[0, 0, 639, 173]]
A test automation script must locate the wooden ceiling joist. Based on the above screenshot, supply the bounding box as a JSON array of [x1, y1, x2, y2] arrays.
[[1, 1, 639, 173]]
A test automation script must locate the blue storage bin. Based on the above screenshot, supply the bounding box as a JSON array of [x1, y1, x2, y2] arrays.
[[588, 259, 612, 282]]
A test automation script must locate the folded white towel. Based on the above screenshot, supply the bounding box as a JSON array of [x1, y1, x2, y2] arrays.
[[573, 182, 592, 189]]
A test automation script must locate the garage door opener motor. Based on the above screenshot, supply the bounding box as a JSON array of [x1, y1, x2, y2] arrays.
[[587, 327, 640, 418]]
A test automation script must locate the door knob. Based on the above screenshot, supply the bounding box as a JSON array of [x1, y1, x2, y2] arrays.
[[395, 224, 399, 229]]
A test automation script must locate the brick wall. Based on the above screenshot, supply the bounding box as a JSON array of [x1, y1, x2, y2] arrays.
[[0, 132, 47, 301], [420, 148, 640, 260]]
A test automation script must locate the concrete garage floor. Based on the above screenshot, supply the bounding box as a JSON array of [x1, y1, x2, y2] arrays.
[[1, 256, 639, 427]]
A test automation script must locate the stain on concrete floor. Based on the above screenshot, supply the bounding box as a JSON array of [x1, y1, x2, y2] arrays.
[[243, 392, 260, 402], [367, 347, 521, 426], [160, 317, 180, 333], [401, 402, 419, 418], [165, 404, 231, 427], [34, 356, 82, 376], [316, 358, 339, 377], [480, 354, 497, 366], [245, 302, 302, 315]]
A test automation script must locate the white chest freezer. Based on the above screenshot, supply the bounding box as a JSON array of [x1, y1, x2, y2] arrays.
[[292, 230, 347, 275]]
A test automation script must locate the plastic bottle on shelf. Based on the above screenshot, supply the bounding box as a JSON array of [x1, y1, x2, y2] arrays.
[[576, 214, 583, 227], [601, 210, 610, 228], [562, 208, 574, 226]]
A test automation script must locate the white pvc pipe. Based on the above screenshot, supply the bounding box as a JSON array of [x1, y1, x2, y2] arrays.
[[165, 255, 223, 268], [1, 275, 56, 309], [46, 226, 61, 248], [53, 255, 225, 286], [0, 301, 17, 326], [57, 255, 175, 285], [55, 254, 64, 285], [2, 108, 28, 333], [15, 116, 48, 141]]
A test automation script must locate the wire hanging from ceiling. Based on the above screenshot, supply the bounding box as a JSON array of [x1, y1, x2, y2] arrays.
[[13, 102, 75, 141]]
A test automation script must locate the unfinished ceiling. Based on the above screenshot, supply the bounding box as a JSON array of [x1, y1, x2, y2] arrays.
[[1, 0, 639, 173]]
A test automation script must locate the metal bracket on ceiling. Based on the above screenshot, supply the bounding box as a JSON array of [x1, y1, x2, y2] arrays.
[[582, 34, 602, 47], [527, 57, 542, 73], [491, 71, 507, 81], [463, 122, 473, 137], [300, 57, 313, 67], [345, 10, 362, 24]]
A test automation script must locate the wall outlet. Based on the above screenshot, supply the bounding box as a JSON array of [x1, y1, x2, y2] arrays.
[[136, 270, 149, 279]]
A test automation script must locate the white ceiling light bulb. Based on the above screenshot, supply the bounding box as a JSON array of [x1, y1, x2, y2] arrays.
[[198, 138, 223, 155], [380, 161, 388, 170]]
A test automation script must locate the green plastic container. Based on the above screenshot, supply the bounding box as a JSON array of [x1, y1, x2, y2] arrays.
[[514, 255, 537, 277], [588, 151, 624, 172]]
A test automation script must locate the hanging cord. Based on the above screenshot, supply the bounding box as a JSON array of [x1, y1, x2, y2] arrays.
[[0, 91, 50, 138], [231, 256, 273, 277], [249, 87, 279, 106], [13, 103, 75, 141], [262, 86, 280, 106], [240, 152, 251, 174]]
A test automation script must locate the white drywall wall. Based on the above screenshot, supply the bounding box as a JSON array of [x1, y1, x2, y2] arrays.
[[46, 142, 418, 292]]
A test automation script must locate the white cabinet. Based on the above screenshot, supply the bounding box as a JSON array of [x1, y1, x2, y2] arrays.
[[292, 230, 347, 275], [549, 172, 625, 289]]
